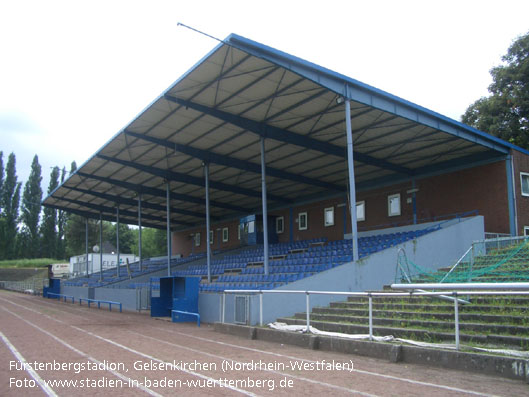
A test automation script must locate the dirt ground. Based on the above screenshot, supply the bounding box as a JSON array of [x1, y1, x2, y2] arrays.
[[0, 290, 526, 396]]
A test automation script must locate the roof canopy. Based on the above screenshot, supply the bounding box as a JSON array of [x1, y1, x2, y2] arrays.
[[43, 34, 518, 230]]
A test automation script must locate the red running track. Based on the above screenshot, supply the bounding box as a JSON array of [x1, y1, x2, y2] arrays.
[[0, 290, 525, 396]]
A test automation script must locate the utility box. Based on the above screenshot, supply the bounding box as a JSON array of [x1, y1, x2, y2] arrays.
[[150, 276, 200, 323]]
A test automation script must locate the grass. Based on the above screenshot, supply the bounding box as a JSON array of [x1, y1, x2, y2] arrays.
[[0, 258, 61, 268]]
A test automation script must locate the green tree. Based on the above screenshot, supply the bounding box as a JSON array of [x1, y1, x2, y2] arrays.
[[131, 227, 167, 258], [0, 153, 22, 259], [0, 151, 4, 197], [462, 31, 529, 150], [19, 155, 43, 258], [56, 166, 68, 259], [40, 166, 60, 258], [107, 222, 135, 254]]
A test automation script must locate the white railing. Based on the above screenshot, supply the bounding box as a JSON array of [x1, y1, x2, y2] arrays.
[[221, 283, 529, 351]]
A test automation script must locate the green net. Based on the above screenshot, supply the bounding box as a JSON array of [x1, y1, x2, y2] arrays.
[[396, 237, 529, 283]]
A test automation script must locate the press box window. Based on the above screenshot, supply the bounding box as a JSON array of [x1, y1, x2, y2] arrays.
[[356, 201, 365, 222], [298, 212, 308, 230], [276, 216, 284, 234], [324, 207, 334, 227], [222, 227, 229, 242], [521, 173, 529, 196], [388, 194, 401, 217]]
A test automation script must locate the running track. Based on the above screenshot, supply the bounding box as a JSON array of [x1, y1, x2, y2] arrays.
[[0, 290, 525, 396]]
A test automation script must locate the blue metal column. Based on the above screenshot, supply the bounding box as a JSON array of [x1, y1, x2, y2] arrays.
[[85, 217, 89, 276], [412, 180, 417, 225], [99, 212, 103, 282], [204, 163, 212, 283], [166, 181, 172, 276], [345, 99, 359, 261], [138, 194, 142, 271], [506, 155, 518, 235], [116, 206, 120, 278], [260, 137, 269, 276]]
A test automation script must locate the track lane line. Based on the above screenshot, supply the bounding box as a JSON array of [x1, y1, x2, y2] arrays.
[[126, 329, 378, 397], [0, 306, 161, 397], [0, 293, 508, 397], [0, 330, 58, 397]]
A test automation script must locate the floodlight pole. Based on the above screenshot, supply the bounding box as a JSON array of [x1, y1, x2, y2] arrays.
[[345, 99, 359, 262], [261, 137, 269, 276], [204, 163, 212, 283], [166, 181, 172, 276], [116, 206, 120, 278], [138, 194, 142, 271]]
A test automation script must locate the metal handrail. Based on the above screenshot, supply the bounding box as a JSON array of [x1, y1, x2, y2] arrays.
[[222, 286, 529, 350]]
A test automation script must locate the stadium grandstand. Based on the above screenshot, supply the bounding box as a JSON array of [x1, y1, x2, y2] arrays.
[[42, 33, 529, 324]]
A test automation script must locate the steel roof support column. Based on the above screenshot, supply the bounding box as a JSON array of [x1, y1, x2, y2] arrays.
[[412, 180, 417, 225], [166, 182, 172, 276], [138, 194, 142, 272], [204, 163, 212, 283], [345, 99, 359, 262], [506, 155, 518, 235], [85, 218, 89, 276], [99, 212, 103, 282], [116, 206, 120, 278], [260, 137, 269, 276]]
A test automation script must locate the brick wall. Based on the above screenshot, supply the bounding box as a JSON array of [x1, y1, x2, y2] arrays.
[[171, 159, 522, 256]]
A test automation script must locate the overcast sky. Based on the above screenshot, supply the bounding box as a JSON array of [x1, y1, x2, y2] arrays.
[[1, 0, 528, 193]]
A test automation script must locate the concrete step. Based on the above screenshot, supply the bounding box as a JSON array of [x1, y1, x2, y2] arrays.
[[294, 312, 529, 336], [278, 317, 529, 348], [312, 307, 529, 325]]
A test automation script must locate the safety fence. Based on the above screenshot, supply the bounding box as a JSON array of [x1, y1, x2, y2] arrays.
[[221, 283, 529, 351]]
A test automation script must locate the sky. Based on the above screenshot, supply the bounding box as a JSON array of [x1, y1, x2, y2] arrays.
[[1, 0, 529, 194]]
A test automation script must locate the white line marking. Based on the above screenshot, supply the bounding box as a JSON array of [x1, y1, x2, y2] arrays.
[[0, 293, 504, 397], [71, 326, 259, 397], [0, 330, 58, 397], [134, 329, 379, 396], [0, 306, 161, 397], [152, 325, 501, 397]]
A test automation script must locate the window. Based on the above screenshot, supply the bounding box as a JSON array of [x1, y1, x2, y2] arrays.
[[356, 201, 365, 222], [238, 224, 241, 240], [324, 207, 334, 227], [276, 216, 284, 234], [222, 227, 229, 242], [521, 172, 529, 196], [388, 194, 401, 217], [298, 212, 308, 230], [524, 226, 529, 236], [209, 230, 214, 244], [248, 220, 255, 234], [195, 232, 200, 247]]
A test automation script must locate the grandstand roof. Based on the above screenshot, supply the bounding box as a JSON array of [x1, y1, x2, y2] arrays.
[[42, 33, 526, 230]]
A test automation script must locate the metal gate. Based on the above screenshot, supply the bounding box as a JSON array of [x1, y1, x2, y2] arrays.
[[136, 287, 151, 311], [234, 295, 249, 324]]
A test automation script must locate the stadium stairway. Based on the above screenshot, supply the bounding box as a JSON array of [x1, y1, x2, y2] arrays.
[[277, 292, 529, 350]]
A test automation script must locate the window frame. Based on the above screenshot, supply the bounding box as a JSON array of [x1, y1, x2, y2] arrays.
[[388, 193, 401, 217], [521, 172, 529, 197], [324, 207, 334, 227], [222, 227, 229, 242], [195, 232, 201, 247], [356, 201, 365, 222], [209, 230, 214, 245], [276, 216, 284, 234], [524, 226, 529, 236], [298, 212, 308, 231]]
